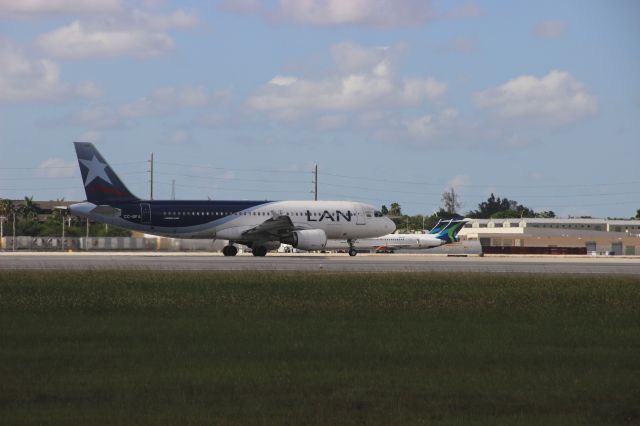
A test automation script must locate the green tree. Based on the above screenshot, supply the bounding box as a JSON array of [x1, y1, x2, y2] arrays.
[[389, 202, 402, 217], [18, 196, 39, 221], [491, 210, 522, 219], [636, 209, 640, 220], [16, 196, 43, 235], [0, 199, 15, 219], [0, 199, 17, 242], [536, 210, 556, 218], [468, 193, 535, 219], [380, 205, 389, 215]]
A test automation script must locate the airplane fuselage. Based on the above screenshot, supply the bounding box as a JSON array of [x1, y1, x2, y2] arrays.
[[325, 233, 445, 251], [70, 199, 394, 240]]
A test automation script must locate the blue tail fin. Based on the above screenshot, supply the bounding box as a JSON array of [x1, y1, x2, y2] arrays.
[[429, 218, 468, 243], [74, 142, 139, 203]]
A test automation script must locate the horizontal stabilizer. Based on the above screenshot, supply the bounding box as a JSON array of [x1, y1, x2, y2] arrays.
[[91, 205, 122, 216]]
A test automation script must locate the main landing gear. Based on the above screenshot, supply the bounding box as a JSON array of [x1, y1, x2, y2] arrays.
[[222, 245, 238, 256], [348, 239, 357, 257], [252, 246, 267, 257]]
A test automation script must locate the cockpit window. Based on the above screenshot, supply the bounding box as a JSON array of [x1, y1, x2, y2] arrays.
[[374, 210, 384, 217]]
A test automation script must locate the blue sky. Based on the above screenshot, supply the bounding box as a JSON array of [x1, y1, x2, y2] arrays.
[[1, 0, 638, 218]]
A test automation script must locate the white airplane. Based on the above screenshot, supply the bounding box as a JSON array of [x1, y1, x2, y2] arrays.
[[325, 218, 468, 252], [68, 142, 395, 256]]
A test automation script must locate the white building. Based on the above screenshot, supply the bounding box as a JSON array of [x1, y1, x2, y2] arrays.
[[459, 218, 640, 255]]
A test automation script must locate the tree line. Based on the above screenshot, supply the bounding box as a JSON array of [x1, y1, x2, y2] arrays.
[[382, 189, 640, 233]]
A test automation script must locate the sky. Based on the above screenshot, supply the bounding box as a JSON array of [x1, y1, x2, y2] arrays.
[[1, 0, 639, 218]]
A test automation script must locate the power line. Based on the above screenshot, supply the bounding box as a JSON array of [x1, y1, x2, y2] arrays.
[[156, 161, 311, 175], [0, 161, 147, 170], [320, 170, 640, 189], [154, 172, 295, 184]]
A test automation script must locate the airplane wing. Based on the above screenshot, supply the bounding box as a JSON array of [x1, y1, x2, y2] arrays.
[[241, 214, 298, 240]]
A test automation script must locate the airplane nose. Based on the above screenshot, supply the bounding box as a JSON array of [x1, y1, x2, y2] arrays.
[[386, 217, 396, 233]]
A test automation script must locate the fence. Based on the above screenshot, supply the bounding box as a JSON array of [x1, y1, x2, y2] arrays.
[[481, 246, 587, 255], [0, 237, 226, 252]]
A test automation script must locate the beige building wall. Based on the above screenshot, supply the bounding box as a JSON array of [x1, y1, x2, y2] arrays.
[[459, 218, 640, 255]]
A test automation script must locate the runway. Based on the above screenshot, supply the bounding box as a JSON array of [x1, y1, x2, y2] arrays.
[[1, 252, 639, 274]]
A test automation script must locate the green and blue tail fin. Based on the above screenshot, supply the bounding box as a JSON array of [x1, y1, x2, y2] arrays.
[[429, 217, 468, 243]]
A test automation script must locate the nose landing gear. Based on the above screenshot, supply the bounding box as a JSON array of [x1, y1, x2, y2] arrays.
[[348, 239, 357, 256]]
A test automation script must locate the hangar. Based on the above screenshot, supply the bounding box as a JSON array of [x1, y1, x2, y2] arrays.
[[458, 218, 640, 255]]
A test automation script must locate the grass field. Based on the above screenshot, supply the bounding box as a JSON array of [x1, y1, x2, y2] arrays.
[[0, 271, 638, 425]]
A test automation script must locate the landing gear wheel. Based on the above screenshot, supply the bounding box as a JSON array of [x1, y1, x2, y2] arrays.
[[252, 246, 267, 257], [347, 239, 357, 256], [222, 245, 238, 256]]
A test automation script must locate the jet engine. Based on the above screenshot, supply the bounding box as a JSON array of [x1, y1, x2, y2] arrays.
[[287, 229, 327, 251]]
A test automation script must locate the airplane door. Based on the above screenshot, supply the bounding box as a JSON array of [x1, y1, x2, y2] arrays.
[[356, 209, 366, 225], [141, 203, 151, 224]]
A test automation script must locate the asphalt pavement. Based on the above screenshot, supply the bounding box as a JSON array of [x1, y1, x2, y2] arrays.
[[1, 252, 639, 274]]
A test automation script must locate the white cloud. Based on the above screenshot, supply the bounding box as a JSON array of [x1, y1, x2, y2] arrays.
[[402, 78, 448, 102], [217, 0, 265, 15], [37, 158, 76, 178], [74, 81, 104, 98], [315, 114, 348, 130], [444, 2, 482, 19], [330, 42, 407, 74], [0, 0, 123, 19], [68, 104, 121, 129], [76, 130, 101, 143], [120, 86, 211, 118], [193, 113, 227, 127], [130, 9, 198, 30], [0, 38, 101, 103], [166, 129, 190, 145], [36, 21, 175, 59], [474, 70, 597, 127], [65, 86, 219, 130], [531, 20, 567, 39], [447, 175, 471, 191], [438, 36, 477, 54], [220, 0, 435, 28], [28, 2, 197, 59], [248, 42, 446, 119], [405, 108, 462, 142]]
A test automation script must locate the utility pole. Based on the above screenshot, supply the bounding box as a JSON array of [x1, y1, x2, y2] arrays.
[[171, 179, 175, 200], [61, 212, 65, 252], [12, 212, 15, 251], [0, 216, 4, 250], [149, 152, 154, 200], [312, 164, 318, 201]]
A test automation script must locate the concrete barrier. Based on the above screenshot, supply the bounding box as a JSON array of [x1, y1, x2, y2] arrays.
[[0, 237, 227, 252]]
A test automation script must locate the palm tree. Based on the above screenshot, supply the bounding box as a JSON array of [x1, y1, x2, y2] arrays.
[[19, 196, 39, 221], [0, 199, 16, 250], [389, 202, 402, 217]]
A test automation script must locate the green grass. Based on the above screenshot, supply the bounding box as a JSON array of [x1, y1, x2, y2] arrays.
[[0, 271, 639, 425]]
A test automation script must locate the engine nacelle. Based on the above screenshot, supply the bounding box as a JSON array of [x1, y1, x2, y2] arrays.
[[288, 229, 327, 251]]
